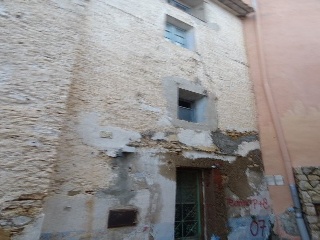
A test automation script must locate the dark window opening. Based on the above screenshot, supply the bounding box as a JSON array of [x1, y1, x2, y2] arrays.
[[178, 88, 206, 123], [179, 99, 192, 109]]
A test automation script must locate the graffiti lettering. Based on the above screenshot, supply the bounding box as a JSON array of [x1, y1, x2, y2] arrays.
[[250, 219, 266, 237], [227, 198, 269, 209]]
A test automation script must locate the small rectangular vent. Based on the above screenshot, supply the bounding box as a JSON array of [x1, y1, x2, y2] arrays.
[[107, 209, 138, 228]]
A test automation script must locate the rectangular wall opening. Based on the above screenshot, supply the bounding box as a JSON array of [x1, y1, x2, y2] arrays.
[[178, 88, 206, 123]]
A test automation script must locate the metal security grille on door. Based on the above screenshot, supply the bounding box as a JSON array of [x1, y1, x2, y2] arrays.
[[165, 23, 187, 47], [175, 169, 201, 240]]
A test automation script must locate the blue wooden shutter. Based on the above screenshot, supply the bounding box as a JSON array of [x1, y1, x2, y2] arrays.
[[173, 26, 186, 47], [165, 23, 173, 41]]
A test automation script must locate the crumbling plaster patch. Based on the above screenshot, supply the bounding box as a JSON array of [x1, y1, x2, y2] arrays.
[[77, 112, 141, 157], [177, 129, 212, 147], [42, 149, 176, 240], [211, 130, 259, 155], [183, 151, 236, 162], [42, 129, 266, 239], [236, 140, 260, 157], [278, 210, 300, 237]]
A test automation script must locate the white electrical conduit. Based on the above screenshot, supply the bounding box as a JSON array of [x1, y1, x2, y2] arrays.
[[250, 1, 310, 239]]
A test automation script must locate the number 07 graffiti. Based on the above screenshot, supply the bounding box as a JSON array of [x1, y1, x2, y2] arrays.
[[250, 219, 266, 237], [228, 216, 271, 239]]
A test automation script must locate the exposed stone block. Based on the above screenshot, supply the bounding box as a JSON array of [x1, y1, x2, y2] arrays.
[[305, 206, 317, 216], [294, 168, 304, 175], [308, 175, 320, 181], [302, 167, 315, 175], [307, 216, 318, 224], [313, 169, 320, 176], [300, 191, 312, 204], [311, 230, 320, 240], [298, 181, 313, 191], [313, 185, 320, 194], [99, 131, 113, 139], [310, 224, 319, 231], [0, 229, 10, 240], [167, 134, 179, 142], [12, 216, 32, 227], [296, 174, 308, 181], [310, 192, 320, 202], [310, 181, 319, 188]]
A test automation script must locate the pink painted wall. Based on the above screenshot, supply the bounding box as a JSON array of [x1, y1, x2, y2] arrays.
[[243, 0, 320, 218]]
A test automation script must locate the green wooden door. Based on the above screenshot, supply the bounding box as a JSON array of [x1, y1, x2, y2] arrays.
[[175, 169, 202, 240]]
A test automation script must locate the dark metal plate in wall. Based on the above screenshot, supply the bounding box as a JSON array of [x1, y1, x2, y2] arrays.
[[107, 209, 138, 228]]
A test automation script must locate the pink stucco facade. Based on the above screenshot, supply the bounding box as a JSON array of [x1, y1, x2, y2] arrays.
[[243, 0, 320, 239]]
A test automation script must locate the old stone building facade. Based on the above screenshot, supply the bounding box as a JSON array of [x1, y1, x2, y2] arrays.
[[1, 0, 279, 239]]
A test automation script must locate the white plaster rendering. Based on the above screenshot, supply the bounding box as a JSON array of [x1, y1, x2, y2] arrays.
[[151, 132, 167, 141], [42, 194, 118, 233], [248, 192, 272, 216], [274, 175, 285, 186], [265, 175, 276, 186], [235, 140, 260, 156], [183, 151, 237, 162], [77, 112, 141, 155], [178, 129, 212, 147], [140, 103, 162, 113], [156, 115, 172, 127]]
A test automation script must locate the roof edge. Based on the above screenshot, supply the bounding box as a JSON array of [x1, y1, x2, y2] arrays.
[[211, 0, 254, 17]]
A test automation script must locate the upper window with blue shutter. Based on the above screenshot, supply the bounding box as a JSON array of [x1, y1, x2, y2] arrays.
[[165, 23, 187, 47], [164, 15, 195, 50], [168, 0, 191, 13], [167, 0, 206, 22]]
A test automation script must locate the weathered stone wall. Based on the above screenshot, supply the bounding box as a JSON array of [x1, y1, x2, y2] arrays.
[[1, 0, 271, 239], [294, 167, 320, 239], [0, 0, 86, 239], [39, 0, 270, 239]]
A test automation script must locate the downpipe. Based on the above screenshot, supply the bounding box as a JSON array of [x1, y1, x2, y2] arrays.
[[250, 1, 310, 239], [290, 184, 310, 240]]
